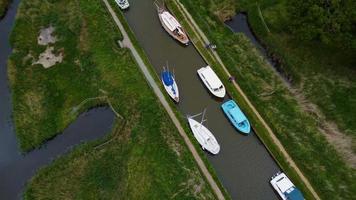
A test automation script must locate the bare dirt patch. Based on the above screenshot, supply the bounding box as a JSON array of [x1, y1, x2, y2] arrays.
[[34, 26, 63, 68], [37, 26, 57, 45], [33, 46, 63, 68]]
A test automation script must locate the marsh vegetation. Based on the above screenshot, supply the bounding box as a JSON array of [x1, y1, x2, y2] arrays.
[[8, 0, 216, 199]]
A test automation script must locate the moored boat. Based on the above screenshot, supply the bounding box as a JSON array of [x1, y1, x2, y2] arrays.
[[188, 111, 220, 154], [115, 0, 129, 10], [221, 100, 250, 134], [156, 5, 189, 45], [197, 65, 226, 98], [161, 67, 179, 103], [270, 172, 305, 200]]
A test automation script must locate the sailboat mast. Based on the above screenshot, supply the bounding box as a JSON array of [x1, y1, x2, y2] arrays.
[[166, 61, 169, 73], [200, 108, 207, 125]]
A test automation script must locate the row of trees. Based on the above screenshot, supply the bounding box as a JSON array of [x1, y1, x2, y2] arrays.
[[287, 0, 356, 49]]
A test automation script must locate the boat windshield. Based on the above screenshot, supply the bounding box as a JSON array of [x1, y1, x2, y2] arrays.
[[213, 85, 223, 92], [118, 0, 126, 4], [173, 28, 181, 36]]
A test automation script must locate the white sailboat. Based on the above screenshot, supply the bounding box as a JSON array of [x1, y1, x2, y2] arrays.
[[197, 65, 226, 98], [188, 110, 220, 154]]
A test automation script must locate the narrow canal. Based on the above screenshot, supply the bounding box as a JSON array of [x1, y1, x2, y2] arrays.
[[0, 1, 115, 199], [124, 1, 280, 199]]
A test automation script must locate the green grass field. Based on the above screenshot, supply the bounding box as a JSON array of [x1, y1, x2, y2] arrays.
[[0, 0, 10, 18], [232, 0, 356, 152], [9, 0, 216, 199], [176, 0, 356, 199]]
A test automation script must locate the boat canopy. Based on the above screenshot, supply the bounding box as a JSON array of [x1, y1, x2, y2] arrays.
[[228, 107, 245, 123], [161, 11, 181, 32], [162, 71, 174, 86], [200, 66, 223, 89], [276, 175, 295, 193]]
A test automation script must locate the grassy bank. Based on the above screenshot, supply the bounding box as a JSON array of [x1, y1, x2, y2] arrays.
[[235, 0, 356, 152], [9, 0, 216, 199], [173, 0, 356, 199], [0, 0, 10, 18]]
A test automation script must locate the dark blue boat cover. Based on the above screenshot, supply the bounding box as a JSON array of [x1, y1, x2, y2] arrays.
[[162, 71, 174, 86]]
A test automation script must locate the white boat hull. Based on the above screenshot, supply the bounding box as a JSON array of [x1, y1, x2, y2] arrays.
[[270, 172, 305, 200], [158, 10, 189, 45], [197, 66, 226, 98], [115, 0, 129, 9], [161, 79, 179, 102], [188, 118, 220, 154]]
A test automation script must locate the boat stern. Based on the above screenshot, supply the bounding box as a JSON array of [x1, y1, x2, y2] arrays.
[[215, 87, 226, 98], [210, 145, 220, 155]]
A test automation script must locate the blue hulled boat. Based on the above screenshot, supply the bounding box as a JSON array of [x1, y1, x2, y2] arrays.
[[221, 100, 250, 134], [161, 68, 179, 103]]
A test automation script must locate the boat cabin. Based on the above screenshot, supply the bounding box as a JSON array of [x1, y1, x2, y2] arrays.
[[197, 66, 226, 98], [270, 172, 305, 200], [115, 0, 129, 9]]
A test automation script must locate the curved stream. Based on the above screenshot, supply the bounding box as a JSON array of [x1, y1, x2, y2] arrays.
[[0, 1, 115, 199]]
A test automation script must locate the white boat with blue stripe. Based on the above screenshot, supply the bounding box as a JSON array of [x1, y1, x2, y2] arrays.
[[161, 66, 179, 103], [270, 172, 305, 200]]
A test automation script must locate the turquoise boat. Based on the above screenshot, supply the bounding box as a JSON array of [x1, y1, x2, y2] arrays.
[[221, 100, 251, 134]]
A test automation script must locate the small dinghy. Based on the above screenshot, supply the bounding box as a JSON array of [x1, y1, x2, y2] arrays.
[[270, 172, 305, 200], [197, 65, 226, 98], [115, 0, 129, 10], [221, 100, 251, 134], [188, 110, 220, 154], [161, 66, 179, 103], [156, 3, 189, 45]]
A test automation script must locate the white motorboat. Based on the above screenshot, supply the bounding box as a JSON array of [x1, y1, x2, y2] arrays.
[[156, 5, 189, 45], [270, 172, 305, 200], [115, 0, 129, 10], [188, 111, 220, 154], [197, 65, 226, 98]]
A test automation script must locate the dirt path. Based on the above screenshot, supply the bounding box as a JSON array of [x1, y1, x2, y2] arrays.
[[173, 0, 321, 199], [101, 1, 225, 199]]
